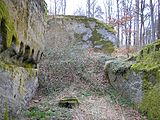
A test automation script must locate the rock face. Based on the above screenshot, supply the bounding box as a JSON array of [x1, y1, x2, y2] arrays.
[[104, 59, 143, 103], [104, 40, 160, 119], [46, 15, 117, 54], [0, 0, 46, 118]]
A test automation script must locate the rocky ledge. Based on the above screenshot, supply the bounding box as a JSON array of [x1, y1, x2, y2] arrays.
[[0, 0, 46, 119]]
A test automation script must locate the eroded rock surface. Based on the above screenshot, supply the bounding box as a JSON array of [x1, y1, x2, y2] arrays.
[[0, 0, 46, 118], [45, 15, 117, 54], [104, 59, 143, 103]]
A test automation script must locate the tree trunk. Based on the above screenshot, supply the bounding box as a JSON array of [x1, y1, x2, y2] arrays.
[[116, 0, 120, 47], [150, 0, 156, 41], [128, 0, 133, 49], [87, 0, 91, 17], [135, 0, 140, 50], [54, 0, 57, 15], [158, 0, 160, 39], [140, 0, 145, 47]]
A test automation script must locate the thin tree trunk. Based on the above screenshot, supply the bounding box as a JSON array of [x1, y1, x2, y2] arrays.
[[54, 0, 57, 15], [62, 0, 66, 15], [87, 0, 91, 17], [116, 0, 120, 47], [135, 0, 139, 50], [158, 0, 160, 39], [150, 0, 156, 41], [103, 1, 108, 23], [133, 14, 136, 45], [128, 0, 133, 49], [140, 0, 145, 47]]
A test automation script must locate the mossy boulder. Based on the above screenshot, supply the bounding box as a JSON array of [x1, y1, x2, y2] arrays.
[[131, 39, 160, 120], [58, 97, 79, 109], [46, 15, 117, 54]]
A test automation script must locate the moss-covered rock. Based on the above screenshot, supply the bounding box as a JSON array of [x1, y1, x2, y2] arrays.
[[131, 39, 160, 120], [46, 15, 117, 54], [0, 0, 19, 49], [104, 40, 160, 119], [0, 0, 46, 119], [57, 15, 116, 34]]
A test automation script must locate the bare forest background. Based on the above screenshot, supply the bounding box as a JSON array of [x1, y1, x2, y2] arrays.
[[46, 0, 160, 50]]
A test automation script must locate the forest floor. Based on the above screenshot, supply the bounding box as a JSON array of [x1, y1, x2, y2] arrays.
[[21, 45, 147, 120]]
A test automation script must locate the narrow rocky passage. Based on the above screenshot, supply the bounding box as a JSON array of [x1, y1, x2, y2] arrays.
[[21, 44, 146, 120]]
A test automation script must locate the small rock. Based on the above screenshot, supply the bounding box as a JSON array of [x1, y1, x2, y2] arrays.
[[58, 97, 79, 109], [33, 100, 39, 103]]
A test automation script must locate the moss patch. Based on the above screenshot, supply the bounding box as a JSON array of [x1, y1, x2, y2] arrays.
[[90, 29, 114, 53], [0, 0, 19, 49], [139, 86, 160, 120]]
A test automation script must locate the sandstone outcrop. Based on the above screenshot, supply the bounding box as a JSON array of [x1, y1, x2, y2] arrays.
[[45, 15, 117, 54], [0, 0, 46, 118]]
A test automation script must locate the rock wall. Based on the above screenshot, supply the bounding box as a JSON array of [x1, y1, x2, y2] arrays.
[[0, 0, 46, 118], [46, 15, 117, 54], [104, 40, 160, 119], [104, 59, 143, 103]]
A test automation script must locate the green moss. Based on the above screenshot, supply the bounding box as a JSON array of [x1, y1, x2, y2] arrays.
[[0, 59, 15, 73], [91, 29, 101, 42], [74, 33, 83, 41], [44, 3, 48, 22], [139, 86, 160, 120], [0, 58, 36, 78], [4, 102, 9, 120], [25, 106, 54, 119], [0, 0, 19, 48], [90, 29, 114, 53], [131, 40, 160, 72]]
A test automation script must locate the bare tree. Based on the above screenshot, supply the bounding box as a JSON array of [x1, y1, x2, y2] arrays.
[[128, 0, 133, 49], [54, 0, 57, 15], [74, 7, 86, 16], [103, 0, 113, 22], [86, 0, 97, 18], [95, 5, 104, 20], [103, 0, 108, 22], [62, 0, 66, 15], [158, 0, 160, 39], [135, 0, 140, 49], [116, 0, 120, 47], [48, 0, 66, 15], [140, 0, 145, 47], [86, 0, 91, 17], [150, 0, 156, 41]]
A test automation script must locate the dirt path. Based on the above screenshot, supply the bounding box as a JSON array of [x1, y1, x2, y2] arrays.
[[21, 46, 147, 120], [25, 76, 145, 120]]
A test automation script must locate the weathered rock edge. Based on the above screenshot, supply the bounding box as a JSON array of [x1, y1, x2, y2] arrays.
[[0, 0, 46, 119]]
